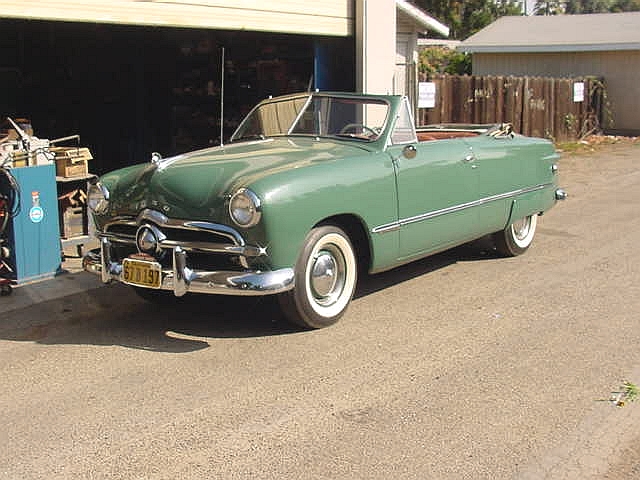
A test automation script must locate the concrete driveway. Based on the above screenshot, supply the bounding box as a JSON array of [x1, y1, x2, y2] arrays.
[[1, 142, 639, 479]]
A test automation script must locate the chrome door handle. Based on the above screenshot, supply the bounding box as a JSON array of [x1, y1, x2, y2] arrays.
[[463, 154, 476, 163]]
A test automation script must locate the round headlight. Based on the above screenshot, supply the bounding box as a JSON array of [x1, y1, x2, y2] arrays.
[[87, 182, 110, 215], [229, 188, 261, 228]]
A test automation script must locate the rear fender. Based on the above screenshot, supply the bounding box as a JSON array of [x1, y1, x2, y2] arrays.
[[506, 186, 557, 226]]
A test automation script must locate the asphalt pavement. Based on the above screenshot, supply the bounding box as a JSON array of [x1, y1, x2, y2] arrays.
[[1, 141, 640, 479], [0, 243, 101, 317]]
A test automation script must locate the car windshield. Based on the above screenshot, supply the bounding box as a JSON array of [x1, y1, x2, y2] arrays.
[[231, 94, 389, 142]]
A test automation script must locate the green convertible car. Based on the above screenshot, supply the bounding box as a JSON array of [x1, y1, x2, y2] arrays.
[[84, 92, 566, 328]]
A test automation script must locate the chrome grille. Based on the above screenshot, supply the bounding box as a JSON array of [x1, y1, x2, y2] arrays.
[[105, 223, 137, 238], [104, 222, 237, 246], [97, 209, 264, 273]]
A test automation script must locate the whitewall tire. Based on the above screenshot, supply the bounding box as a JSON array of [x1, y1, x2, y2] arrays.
[[279, 225, 357, 329], [493, 214, 538, 257]]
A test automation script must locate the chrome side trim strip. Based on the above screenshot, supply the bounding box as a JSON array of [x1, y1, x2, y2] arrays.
[[372, 223, 401, 234], [372, 183, 552, 234]]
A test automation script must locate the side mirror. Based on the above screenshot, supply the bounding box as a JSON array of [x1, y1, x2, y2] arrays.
[[402, 144, 417, 159]]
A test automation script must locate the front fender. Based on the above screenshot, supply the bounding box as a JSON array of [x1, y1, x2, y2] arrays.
[[249, 153, 398, 271]]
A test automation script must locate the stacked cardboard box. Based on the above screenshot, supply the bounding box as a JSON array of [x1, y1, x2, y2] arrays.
[[51, 147, 93, 177]]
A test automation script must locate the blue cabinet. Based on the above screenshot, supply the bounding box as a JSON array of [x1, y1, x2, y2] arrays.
[[3, 164, 61, 283]]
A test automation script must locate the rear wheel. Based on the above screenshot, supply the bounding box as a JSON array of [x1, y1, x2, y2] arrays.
[[279, 225, 357, 329], [493, 214, 538, 256]]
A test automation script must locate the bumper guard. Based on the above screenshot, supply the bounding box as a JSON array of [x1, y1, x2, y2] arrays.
[[83, 238, 294, 297]]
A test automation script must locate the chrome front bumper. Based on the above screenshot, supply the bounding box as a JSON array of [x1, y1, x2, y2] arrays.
[[83, 238, 294, 297]]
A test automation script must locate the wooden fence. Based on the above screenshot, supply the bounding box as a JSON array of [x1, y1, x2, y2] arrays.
[[417, 74, 605, 142]]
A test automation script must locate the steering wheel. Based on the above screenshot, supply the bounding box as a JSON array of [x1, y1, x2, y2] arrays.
[[339, 123, 378, 138]]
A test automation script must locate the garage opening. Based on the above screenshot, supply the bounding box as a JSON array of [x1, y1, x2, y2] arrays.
[[0, 19, 354, 174]]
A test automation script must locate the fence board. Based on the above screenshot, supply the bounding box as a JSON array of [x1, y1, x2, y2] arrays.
[[417, 74, 604, 141]]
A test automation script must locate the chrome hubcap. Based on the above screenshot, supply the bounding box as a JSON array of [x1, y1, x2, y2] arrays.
[[310, 247, 346, 306], [512, 217, 531, 241], [311, 251, 338, 298]]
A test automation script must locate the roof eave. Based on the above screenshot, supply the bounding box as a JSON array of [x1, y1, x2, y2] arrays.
[[396, 0, 449, 37], [459, 43, 640, 53]]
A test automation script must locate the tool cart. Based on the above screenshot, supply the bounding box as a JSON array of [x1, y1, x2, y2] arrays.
[[0, 118, 94, 287]]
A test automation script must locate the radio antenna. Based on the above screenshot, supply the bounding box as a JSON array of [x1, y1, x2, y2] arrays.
[[220, 46, 225, 146]]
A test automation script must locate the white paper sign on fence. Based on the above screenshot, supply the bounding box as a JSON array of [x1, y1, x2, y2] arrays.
[[573, 82, 585, 103], [418, 82, 436, 108]]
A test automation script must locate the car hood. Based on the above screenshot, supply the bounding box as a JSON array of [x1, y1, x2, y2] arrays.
[[101, 137, 375, 220]]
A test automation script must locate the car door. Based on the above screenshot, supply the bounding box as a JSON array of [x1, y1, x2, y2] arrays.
[[388, 138, 480, 261], [463, 133, 538, 235], [385, 100, 482, 261]]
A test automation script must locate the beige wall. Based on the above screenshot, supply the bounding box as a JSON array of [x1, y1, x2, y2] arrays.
[[0, 0, 353, 36], [473, 51, 640, 133], [356, 0, 396, 96]]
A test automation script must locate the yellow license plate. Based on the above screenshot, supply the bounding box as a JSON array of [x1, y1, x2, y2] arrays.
[[122, 258, 162, 288]]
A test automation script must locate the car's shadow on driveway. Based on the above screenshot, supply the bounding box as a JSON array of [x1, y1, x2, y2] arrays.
[[355, 240, 498, 298], [0, 241, 500, 352]]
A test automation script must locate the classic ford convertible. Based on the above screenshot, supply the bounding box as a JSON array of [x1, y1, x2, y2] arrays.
[[84, 92, 565, 328]]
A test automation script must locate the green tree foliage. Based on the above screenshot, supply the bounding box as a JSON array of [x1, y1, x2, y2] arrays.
[[419, 47, 472, 76], [413, 0, 522, 39], [414, 1, 464, 38], [534, 1, 564, 14], [611, 0, 640, 10], [534, 0, 640, 13], [564, 0, 613, 12], [462, 0, 522, 38], [417, 0, 640, 28]]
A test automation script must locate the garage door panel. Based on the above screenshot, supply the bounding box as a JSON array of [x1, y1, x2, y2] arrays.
[[0, 0, 353, 36]]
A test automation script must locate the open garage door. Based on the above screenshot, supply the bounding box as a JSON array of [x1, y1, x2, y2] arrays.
[[0, 0, 353, 37]]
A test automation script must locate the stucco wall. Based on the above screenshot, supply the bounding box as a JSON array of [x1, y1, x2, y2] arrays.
[[356, 0, 396, 96], [473, 51, 640, 134]]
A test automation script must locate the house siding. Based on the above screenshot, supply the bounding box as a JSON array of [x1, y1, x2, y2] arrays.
[[397, 12, 418, 34], [473, 51, 640, 134]]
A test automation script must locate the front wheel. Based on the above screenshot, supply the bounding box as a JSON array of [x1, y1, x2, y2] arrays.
[[278, 226, 357, 329], [492, 214, 538, 257]]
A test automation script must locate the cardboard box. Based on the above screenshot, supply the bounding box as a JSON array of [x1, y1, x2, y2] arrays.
[[9, 150, 29, 168], [57, 160, 88, 177], [60, 206, 87, 239], [52, 147, 93, 177]]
